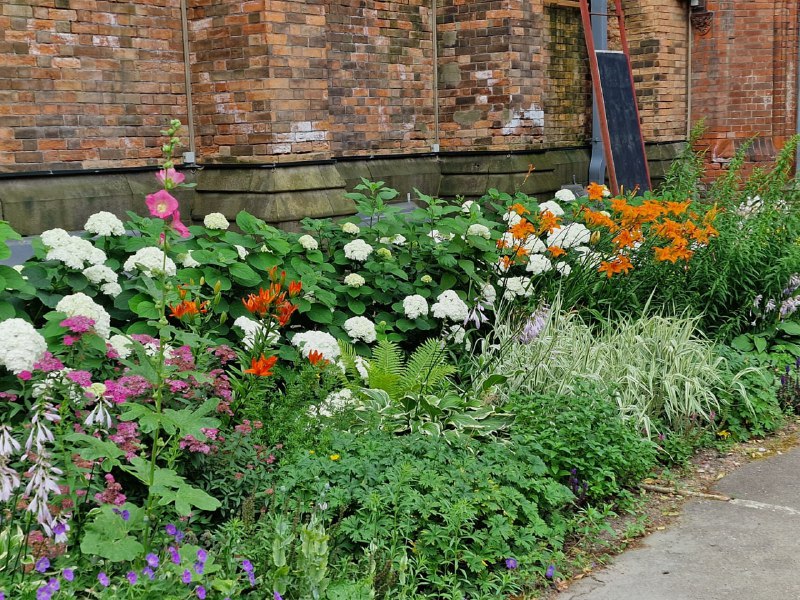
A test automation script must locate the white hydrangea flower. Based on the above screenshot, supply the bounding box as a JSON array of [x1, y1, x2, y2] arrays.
[[100, 282, 122, 298], [555, 189, 576, 203], [522, 236, 547, 254], [421, 275, 433, 284], [123, 247, 177, 277], [82, 265, 117, 285], [574, 246, 603, 267], [502, 211, 522, 227], [403, 295, 429, 319], [427, 230, 455, 243], [431, 290, 469, 322], [379, 234, 407, 246], [204, 213, 229, 230], [602, 186, 612, 198], [341, 222, 360, 235], [538, 201, 565, 217], [466, 223, 491, 239], [0, 319, 47, 374], [344, 273, 366, 288], [526, 254, 553, 275], [311, 388, 355, 418], [55, 293, 111, 338], [291, 330, 341, 362], [461, 200, 479, 213], [481, 283, 497, 304], [84, 211, 125, 236], [234, 245, 249, 260], [108, 334, 134, 359], [298, 234, 319, 251], [344, 316, 377, 344], [546, 223, 591, 249], [233, 316, 279, 350], [354, 356, 369, 382], [447, 325, 467, 344], [40, 228, 72, 249], [181, 251, 200, 268], [503, 276, 534, 300], [44, 234, 107, 270], [343, 239, 373, 262], [555, 262, 572, 277]]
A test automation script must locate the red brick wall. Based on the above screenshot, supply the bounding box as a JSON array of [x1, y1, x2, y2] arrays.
[[691, 0, 800, 178], [0, 0, 187, 172], [437, 0, 546, 151]]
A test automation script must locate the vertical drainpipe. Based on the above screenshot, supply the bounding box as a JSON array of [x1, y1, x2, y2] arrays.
[[180, 0, 197, 164], [431, 0, 440, 153], [795, 8, 800, 176], [686, 1, 693, 140], [588, 0, 608, 184]]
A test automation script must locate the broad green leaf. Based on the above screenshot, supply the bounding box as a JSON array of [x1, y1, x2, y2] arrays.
[[229, 262, 261, 287], [307, 304, 333, 324], [80, 506, 144, 562]]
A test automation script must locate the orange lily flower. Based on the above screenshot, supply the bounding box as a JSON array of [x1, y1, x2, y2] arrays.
[[665, 200, 692, 216], [244, 354, 278, 376], [538, 210, 561, 235], [587, 182, 607, 201], [274, 301, 298, 327], [509, 219, 536, 240], [612, 228, 642, 250], [597, 255, 633, 278], [169, 300, 208, 319], [508, 203, 530, 216], [547, 245, 566, 258], [288, 280, 303, 297], [307, 350, 329, 367]]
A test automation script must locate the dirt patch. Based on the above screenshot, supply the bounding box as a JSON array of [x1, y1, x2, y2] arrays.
[[541, 418, 800, 598]]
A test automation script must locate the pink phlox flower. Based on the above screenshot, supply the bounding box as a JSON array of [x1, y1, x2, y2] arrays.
[[63, 335, 78, 347], [66, 370, 92, 388], [168, 379, 190, 394], [145, 189, 179, 219], [94, 473, 126, 506], [0, 392, 18, 402], [211, 345, 237, 364], [18, 371, 32, 381], [179, 435, 211, 455], [156, 168, 185, 189], [108, 421, 141, 460], [200, 428, 219, 441], [235, 420, 252, 436], [60, 316, 96, 333], [209, 369, 232, 401], [166, 346, 195, 371], [33, 353, 64, 374]]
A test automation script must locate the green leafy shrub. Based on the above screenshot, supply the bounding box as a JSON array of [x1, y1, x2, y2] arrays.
[[249, 429, 573, 598], [508, 387, 656, 502]]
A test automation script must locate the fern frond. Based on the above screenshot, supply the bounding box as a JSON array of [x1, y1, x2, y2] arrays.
[[368, 339, 405, 399], [399, 338, 455, 396]]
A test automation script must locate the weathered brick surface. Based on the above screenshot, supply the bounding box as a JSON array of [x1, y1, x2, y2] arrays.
[[691, 0, 800, 179], [437, 0, 546, 151], [0, 0, 187, 172]]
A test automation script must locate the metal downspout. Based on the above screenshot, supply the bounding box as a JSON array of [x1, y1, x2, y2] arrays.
[[686, 1, 693, 139], [588, 0, 608, 184], [432, 0, 440, 153], [180, 0, 197, 164]]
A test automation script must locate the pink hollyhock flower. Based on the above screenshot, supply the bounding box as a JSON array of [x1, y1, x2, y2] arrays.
[[156, 168, 185, 189], [145, 189, 179, 219], [171, 209, 190, 238]]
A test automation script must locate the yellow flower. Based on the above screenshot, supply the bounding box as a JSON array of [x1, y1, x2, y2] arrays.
[[309, 450, 315, 454], [717, 430, 731, 439], [330, 454, 341, 461]]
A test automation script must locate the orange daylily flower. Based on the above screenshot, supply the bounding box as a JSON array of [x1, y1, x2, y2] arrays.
[[274, 301, 298, 327], [498, 255, 513, 271], [651, 219, 684, 241], [514, 245, 530, 259], [496, 237, 509, 250], [288, 280, 303, 297], [508, 203, 530, 216], [169, 300, 208, 319], [654, 243, 693, 263], [307, 350, 329, 367], [244, 354, 278, 376], [538, 210, 561, 235], [665, 200, 692, 216], [243, 283, 283, 316], [612, 228, 642, 250], [509, 219, 536, 240], [587, 182, 607, 201], [581, 209, 617, 231], [597, 255, 633, 278], [547, 245, 567, 258]]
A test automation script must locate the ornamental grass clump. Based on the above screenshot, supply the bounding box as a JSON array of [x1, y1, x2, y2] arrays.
[[489, 303, 754, 437]]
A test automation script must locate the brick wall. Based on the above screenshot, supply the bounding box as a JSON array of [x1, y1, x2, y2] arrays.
[[691, 0, 800, 178], [0, 0, 186, 172], [437, 0, 546, 151]]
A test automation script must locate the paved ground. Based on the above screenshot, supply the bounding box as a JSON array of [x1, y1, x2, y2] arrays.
[[557, 447, 800, 600]]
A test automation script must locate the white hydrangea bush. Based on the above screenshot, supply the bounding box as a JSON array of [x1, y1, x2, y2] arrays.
[[0, 319, 47, 373]]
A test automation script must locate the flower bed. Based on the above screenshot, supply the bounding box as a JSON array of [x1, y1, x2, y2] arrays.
[[0, 122, 798, 598]]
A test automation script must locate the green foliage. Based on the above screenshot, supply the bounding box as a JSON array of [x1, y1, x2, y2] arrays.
[[508, 387, 656, 502], [244, 429, 573, 598]]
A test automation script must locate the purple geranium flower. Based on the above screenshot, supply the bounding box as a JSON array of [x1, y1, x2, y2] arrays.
[[127, 571, 138, 585], [165, 523, 178, 536], [169, 545, 181, 564], [35, 557, 50, 573], [196, 586, 207, 599], [197, 548, 207, 563], [146, 553, 159, 569], [98, 572, 110, 587], [142, 567, 155, 581], [63, 568, 74, 582], [182, 569, 192, 584], [505, 557, 518, 570], [546, 564, 556, 579]]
